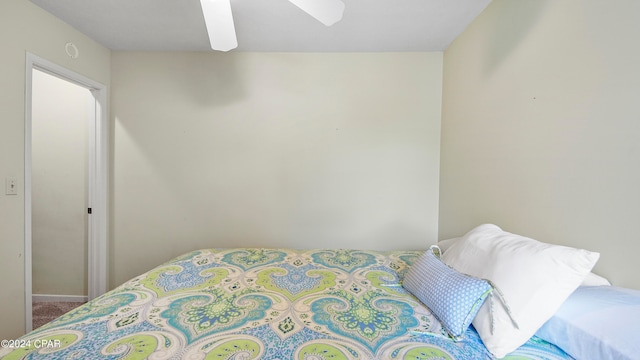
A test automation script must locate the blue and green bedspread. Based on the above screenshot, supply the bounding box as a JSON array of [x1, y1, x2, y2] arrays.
[[1, 248, 571, 359]]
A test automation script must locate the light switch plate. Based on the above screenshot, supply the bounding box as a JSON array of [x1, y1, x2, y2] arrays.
[[5, 177, 17, 195]]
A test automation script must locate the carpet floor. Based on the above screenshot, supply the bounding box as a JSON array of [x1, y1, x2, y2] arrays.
[[32, 301, 86, 330]]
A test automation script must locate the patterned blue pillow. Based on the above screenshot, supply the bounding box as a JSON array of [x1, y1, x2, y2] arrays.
[[403, 246, 492, 340]]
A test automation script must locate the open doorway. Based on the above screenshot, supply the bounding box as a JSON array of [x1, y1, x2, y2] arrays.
[[25, 53, 108, 332], [31, 68, 89, 329]]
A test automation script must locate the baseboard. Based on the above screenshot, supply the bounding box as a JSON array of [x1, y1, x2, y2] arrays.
[[32, 294, 88, 303]]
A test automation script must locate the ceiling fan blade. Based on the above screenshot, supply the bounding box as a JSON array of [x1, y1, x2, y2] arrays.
[[288, 0, 345, 26], [200, 0, 238, 52]]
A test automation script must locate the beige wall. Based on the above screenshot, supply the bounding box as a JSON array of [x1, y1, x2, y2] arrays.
[[111, 52, 442, 287], [0, 0, 110, 338], [32, 69, 90, 296], [440, 0, 640, 289]]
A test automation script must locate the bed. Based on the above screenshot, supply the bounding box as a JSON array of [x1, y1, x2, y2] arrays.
[[1, 247, 572, 360]]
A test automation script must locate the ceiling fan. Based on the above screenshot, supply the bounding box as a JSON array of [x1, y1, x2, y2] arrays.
[[199, 0, 345, 51]]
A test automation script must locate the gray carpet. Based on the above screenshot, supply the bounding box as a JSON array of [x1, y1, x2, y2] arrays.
[[32, 301, 85, 330]]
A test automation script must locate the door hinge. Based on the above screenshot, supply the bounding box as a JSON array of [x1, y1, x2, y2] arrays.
[[88, 207, 92, 214]]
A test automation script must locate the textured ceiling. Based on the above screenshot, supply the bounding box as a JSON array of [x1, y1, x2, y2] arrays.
[[30, 0, 491, 52]]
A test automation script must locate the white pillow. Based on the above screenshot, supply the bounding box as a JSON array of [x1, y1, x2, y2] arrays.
[[441, 224, 599, 358], [436, 237, 460, 253], [581, 272, 611, 286], [439, 235, 607, 287]]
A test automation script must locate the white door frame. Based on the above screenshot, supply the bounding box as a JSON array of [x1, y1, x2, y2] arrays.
[[24, 53, 108, 332]]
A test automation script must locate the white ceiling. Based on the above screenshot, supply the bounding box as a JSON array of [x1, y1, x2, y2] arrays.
[[29, 0, 491, 52]]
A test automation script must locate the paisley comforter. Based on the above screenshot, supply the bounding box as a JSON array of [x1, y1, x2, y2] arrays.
[[1, 248, 571, 359]]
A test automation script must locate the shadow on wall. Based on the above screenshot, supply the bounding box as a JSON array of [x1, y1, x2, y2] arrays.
[[108, 51, 246, 276], [484, 0, 549, 76], [177, 52, 246, 107]]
